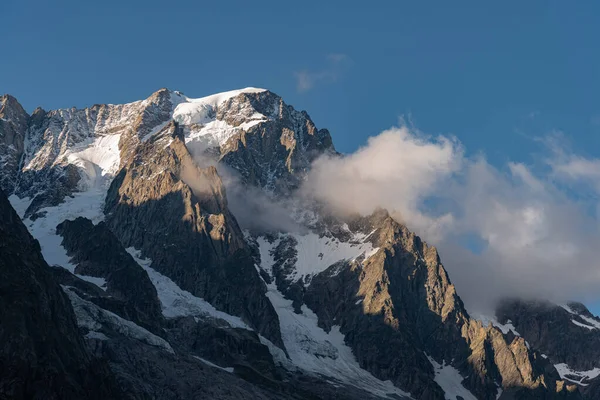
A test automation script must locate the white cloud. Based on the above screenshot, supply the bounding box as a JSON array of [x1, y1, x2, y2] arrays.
[[302, 125, 600, 313], [553, 157, 600, 189]]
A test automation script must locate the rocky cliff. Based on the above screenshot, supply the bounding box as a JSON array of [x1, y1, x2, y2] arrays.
[[0, 188, 121, 399], [496, 299, 600, 398]]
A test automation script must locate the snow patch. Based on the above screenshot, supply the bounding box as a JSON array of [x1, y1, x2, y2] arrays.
[[258, 231, 377, 285], [192, 356, 234, 373], [141, 121, 170, 142], [426, 355, 477, 400], [572, 319, 596, 330], [561, 304, 600, 330], [64, 286, 174, 353], [177, 87, 268, 147], [578, 315, 600, 330], [555, 363, 600, 386], [126, 247, 249, 329], [292, 231, 377, 281], [560, 304, 576, 314], [85, 331, 109, 341], [76, 274, 107, 290], [65, 134, 121, 190], [7, 194, 32, 218], [11, 189, 107, 272], [473, 313, 521, 336]]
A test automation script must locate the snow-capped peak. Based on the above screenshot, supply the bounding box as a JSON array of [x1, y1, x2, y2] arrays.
[[172, 87, 267, 126], [183, 87, 267, 106]]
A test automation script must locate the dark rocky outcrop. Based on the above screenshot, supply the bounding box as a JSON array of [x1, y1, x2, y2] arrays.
[[165, 316, 280, 380], [0, 188, 121, 399], [496, 298, 600, 400], [496, 300, 600, 373], [86, 334, 387, 400], [56, 217, 164, 331], [217, 91, 336, 195], [104, 123, 284, 349]]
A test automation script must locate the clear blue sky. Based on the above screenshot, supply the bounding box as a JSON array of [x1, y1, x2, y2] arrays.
[[4, 1, 600, 311], [4, 1, 600, 161]]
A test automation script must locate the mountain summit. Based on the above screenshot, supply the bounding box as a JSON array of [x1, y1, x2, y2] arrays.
[[0, 88, 586, 399]]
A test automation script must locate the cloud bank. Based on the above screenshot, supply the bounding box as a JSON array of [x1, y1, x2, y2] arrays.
[[302, 126, 600, 313]]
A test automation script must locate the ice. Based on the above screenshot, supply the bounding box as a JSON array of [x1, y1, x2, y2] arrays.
[[173, 102, 214, 126], [185, 119, 240, 147], [9, 190, 109, 292], [426, 355, 477, 400]]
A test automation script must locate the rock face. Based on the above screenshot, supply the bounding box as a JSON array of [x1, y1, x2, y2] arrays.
[[258, 210, 577, 400], [0, 88, 181, 218], [0, 189, 121, 400], [103, 122, 284, 349], [215, 90, 336, 195], [0, 95, 28, 193], [496, 299, 600, 398], [56, 217, 164, 331], [0, 88, 588, 399]]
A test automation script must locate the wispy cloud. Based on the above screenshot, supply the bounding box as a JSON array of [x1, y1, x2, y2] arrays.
[[294, 53, 350, 93]]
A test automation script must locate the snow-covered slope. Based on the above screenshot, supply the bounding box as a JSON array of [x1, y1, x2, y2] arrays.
[[257, 236, 411, 399], [426, 356, 477, 400]]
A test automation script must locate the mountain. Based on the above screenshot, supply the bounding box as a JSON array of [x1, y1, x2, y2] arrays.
[[0, 188, 121, 399], [0, 88, 586, 399], [494, 299, 600, 398]]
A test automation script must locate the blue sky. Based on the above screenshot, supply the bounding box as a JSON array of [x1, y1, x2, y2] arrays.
[[4, 1, 600, 312], [5, 1, 600, 159]]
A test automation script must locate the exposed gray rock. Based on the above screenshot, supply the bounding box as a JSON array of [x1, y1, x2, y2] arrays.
[[0, 89, 179, 217], [216, 91, 336, 196], [0, 95, 28, 194]]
